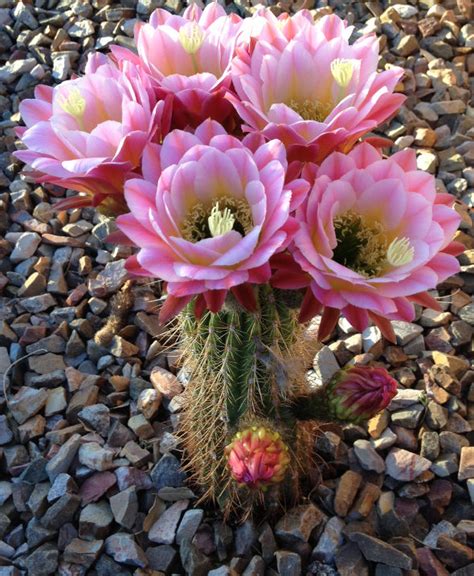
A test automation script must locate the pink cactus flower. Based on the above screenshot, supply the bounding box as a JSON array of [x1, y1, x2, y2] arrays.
[[229, 9, 406, 163], [224, 426, 290, 489], [111, 2, 243, 130], [116, 119, 309, 322], [284, 142, 462, 341], [327, 366, 398, 423], [15, 54, 166, 214]]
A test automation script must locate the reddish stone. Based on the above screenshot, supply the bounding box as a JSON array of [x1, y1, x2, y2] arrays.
[[79, 472, 117, 505]]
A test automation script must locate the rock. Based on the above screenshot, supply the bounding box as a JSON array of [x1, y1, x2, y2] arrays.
[[79, 501, 114, 540], [24, 543, 59, 576], [79, 472, 117, 506], [0, 482, 12, 506], [350, 483, 381, 519], [78, 404, 110, 437], [353, 440, 385, 473], [151, 454, 186, 490], [46, 433, 81, 482], [9, 386, 48, 424], [459, 447, 474, 481], [234, 520, 257, 557], [386, 448, 431, 481], [28, 352, 66, 374], [10, 232, 41, 262], [45, 387, 67, 417], [275, 550, 301, 575], [151, 366, 183, 398], [48, 473, 78, 502], [41, 493, 81, 530], [63, 538, 103, 568], [128, 413, 155, 439], [334, 470, 362, 517], [115, 466, 153, 491], [137, 388, 162, 420], [420, 431, 440, 460], [436, 534, 474, 570], [350, 533, 412, 570], [78, 442, 115, 471], [312, 347, 340, 386], [110, 487, 138, 530], [313, 516, 345, 563], [390, 405, 424, 429], [0, 415, 13, 445], [275, 504, 327, 545], [335, 543, 369, 576], [424, 520, 459, 548], [393, 34, 419, 56], [146, 544, 177, 572], [148, 499, 189, 544], [105, 533, 148, 568], [392, 322, 423, 345], [121, 440, 150, 466], [176, 509, 204, 545]]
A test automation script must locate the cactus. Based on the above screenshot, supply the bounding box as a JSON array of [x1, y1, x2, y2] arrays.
[[177, 286, 319, 514]]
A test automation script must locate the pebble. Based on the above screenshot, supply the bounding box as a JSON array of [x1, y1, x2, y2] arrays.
[[148, 500, 189, 545], [312, 346, 340, 386], [78, 442, 115, 471], [385, 448, 431, 481], [105, 533, 148, 568], [275, 504, 327, 545], [353, 440, 385, 473]]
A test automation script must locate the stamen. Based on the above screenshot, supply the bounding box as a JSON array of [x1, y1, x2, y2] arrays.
[[288, 98, 332, 122], [208, 202, 235, 237], [330, 58, 355, 88], [181, 196, 253, 243], [178, 22, 205, 55], [59, 88, 86, 119], [333, 211, 388, 278], [386, 237, 414, 267]]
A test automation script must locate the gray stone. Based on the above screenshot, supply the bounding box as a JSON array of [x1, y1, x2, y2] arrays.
[[0, 482, 12, 506], [392, 322, 423, 346], [151, 454, 186, 490], [350, 533, 412, 570], [353, 440, 385, 473], [0, 415, 12, 445], [312, 517, 345, 563], [9, 386, 48, 425], [24, 543, 59, 576], [78, 501, 113, 541], [78, 404, 110, 437], [63, 538, 104, 568], [235, 520, 257, 557], [275, 504, 327, 545], [41, 493, 81, 530], [313, 346, 340, 386], [110, 487, 138, 530], [146, 544, 177, 572], [10, 232, 40, 262], [176, 509, 204, 545], [105, 533, 148, 568], [148, 499, 189, 544], [390, 405, 424, 429], [78, 442, 115, 471], [275, 550, 301, 575], [46, 433, 81, 482], [47, 473, 78, 502]]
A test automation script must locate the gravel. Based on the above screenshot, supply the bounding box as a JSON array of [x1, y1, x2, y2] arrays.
[[0, 0, 473, 574]]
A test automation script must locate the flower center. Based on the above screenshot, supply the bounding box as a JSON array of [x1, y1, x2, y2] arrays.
[[59, 88, 86, 120], [332, 211, 414, 278], [178, 22, 205, 55], [181, 197, 253, 243], [288, 98, 333, 122]]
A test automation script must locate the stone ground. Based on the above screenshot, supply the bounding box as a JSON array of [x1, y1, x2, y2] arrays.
[[0, 0, 473, 575]]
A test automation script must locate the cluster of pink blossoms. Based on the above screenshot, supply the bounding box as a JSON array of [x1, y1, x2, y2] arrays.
[[16, 3, 462, 338]]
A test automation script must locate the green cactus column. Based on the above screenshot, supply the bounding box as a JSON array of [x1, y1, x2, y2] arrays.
[[178, 285, 315, 511]]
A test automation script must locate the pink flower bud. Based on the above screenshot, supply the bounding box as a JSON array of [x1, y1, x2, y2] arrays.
[[224, 426, 290, 489], [327, 366, 398, 423]]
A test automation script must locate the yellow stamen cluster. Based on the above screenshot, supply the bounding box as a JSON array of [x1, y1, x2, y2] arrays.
[[178, 22, 205, 55], [208, 202, 236, 238], [58, 88, 86, 119], [333, 211, 388, 278], [333, 212, 415, 277], [181, 197, 253, 243], [386, 237, 414, 267], [330, 58, 355, 88], [288, 98, 333, 122]]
